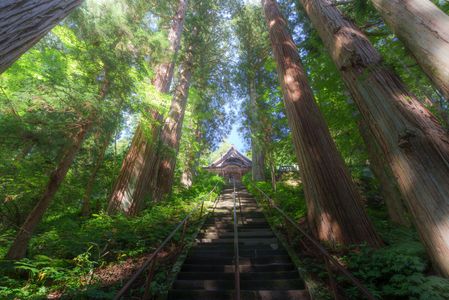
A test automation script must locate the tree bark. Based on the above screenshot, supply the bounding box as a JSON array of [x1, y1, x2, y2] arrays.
[[370, 0, 449, 100], [297, 0, 449, 276], [153, 49, 194, 201], [152, 0, 188, 93], [5, 117, 93, 259], [107, 113, 162, 215], [0, 0, 83, 74], [249, 78, 266, 181], [262, 0, 381, 248], [358, 122, 410, 226], [181, 127, 201, 188], [107, 0, 188, 215]]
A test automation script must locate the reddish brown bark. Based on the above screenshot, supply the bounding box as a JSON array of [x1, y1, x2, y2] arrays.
[[180, 127, 201, 188], [262, 0, 381, 248], [152, 0, 188, 93], [6, 117, 93, 259], [5, 70, 109, 259], [107, 113, 162, 215], [0, 0, 83, 74], [108, 0, 188, 214], [249, 78, 266, 181], [297, 0, 449, 276], [370, 0, 449, 100], [153, 49, 194, 201]]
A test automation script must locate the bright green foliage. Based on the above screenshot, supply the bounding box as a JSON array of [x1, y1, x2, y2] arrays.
[[243, 174, 306, 223], [0, 173, 223, 298], [343, 227, 449, 299]]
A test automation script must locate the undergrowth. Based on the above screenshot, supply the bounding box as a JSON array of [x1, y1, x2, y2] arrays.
[[244, 175, 449, 300], [0, 173, 223, 299]]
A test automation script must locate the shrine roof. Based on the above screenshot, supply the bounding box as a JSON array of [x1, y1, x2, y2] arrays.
[[205, 146, 252, 169]]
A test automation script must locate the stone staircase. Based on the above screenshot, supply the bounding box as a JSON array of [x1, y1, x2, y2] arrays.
[[168, 185, 309, 300]]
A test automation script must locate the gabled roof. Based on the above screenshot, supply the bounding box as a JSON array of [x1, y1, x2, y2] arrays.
[[206, 145, 252, 169]]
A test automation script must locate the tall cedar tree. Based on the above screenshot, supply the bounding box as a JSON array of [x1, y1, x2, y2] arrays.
[[153, 46, 195, 200], [0, 0, 83, 74], [107, 0, 188, 215], [249, 77, 266, 181], [370, 0, 449, 100], [261, 0, 381, 248], [297, 0, 449, 277], [5, 74, 109, 260]]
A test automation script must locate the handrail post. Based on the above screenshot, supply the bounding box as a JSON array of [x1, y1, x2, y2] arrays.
[[233, 179, 241, 300], [199, 201, 204, 218], [180, 219, 189, 245], [142, 258, 157, 299]]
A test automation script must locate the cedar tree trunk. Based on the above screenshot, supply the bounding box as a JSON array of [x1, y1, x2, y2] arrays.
[[6, 117, 93, 259], [0, 0, 83, 74], [107, 0, 188, 214], [262, 0, 381, 248], [152, 0, 188, 93], [298, 0, 449, 276], [107, 113, 162, 215], [153, 49, 194, 201], [370, 0, 449, 100], [249, 78, 266, 181]]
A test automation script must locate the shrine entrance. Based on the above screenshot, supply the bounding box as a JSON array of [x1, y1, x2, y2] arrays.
[[204, 146, 252, 182]]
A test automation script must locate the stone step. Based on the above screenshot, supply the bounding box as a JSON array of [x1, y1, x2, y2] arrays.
[[172, 279, 304, 290], [176, 271, 300, 280], [196, 237, 279, 245], [189, 248, 287, 257], [197, 230, 275, 239], [184, 255, 291, 265], [180, 263, 296, 273], [192, 242, 282, 251], [166, 187, 309, 300], [167, 289, 310, 300]]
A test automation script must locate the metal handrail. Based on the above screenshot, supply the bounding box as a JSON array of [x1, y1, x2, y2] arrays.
[[253, 185, 377, 300], [233, 180, 241, 300], [114, 184, 219, 300]]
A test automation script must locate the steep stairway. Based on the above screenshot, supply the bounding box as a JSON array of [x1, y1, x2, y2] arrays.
[[168, 185, 309, 300]]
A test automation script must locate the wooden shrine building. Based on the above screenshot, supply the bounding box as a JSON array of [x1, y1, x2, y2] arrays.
[[204, 146, 252, 182]]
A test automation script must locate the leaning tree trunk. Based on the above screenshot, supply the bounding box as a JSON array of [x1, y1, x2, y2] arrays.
[[107, 113, 162, 215], [153, 49, 194, 201], [297, 0, 449, 276], [249, 78, 266, 181], [370, 0, 449, 100], [262, 0, 381, 248], [358, 122, 410, 227], [6, 71, 109, 259], [107, 0, 188, 215], [5, 116, 93, 259], [0, 0, 83, 74], [152, 0, 188, 93]]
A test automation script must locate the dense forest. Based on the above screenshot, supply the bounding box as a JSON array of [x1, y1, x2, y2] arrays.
[[1, 0, 449, 299]]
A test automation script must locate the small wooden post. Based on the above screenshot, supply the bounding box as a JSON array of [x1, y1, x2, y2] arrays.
[[142, 258, 157, 299]]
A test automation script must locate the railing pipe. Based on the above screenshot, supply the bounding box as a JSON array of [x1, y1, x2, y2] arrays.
[[233, 179, 241, 300], [253, 185, 376, 300], [114, 184, 219, 300]]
